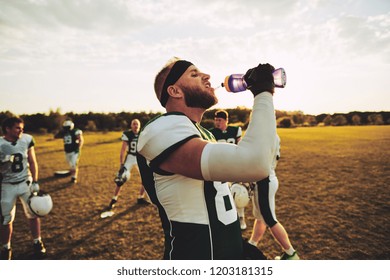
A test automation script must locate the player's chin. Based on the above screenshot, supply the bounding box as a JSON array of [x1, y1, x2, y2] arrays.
[[205, 87, 217, 100], [208, 95, 218, 108], [207, 86, 215, 94]]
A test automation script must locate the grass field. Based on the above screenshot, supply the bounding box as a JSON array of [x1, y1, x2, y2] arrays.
[[10, 125, 390, 260]]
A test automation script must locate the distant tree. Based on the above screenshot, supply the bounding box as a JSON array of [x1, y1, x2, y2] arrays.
[[275, 110, 288, 119], [331, 115, 348, 126], [277, 117, 294, 128], [48, 108, 66, 132], [323, 115, 332, 126], [352, 114, 361, 125], [22, 113, 52, 133], [201, 119, 215, 130], [119, 120, 128, 131], [85, 120, 97, 131], [315, 113, 329, 124], [368, 114, 384, 125], [1, 109, 389, 135], [291, 112, 305, 126], [232, 107, 251, 124], [304, 115, 317, 126], [98, 113, 116, 130]]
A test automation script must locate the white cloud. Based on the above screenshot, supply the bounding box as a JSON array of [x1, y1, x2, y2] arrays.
[[1, 0, 387, 65], [0, 0, 389, 114], [335, 13, 390, 61]]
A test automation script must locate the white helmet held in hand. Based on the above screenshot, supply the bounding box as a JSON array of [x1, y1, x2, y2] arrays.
[[230, 183, 250, 209], [28, 191, 53, 217], [63, 120, 74, 130]]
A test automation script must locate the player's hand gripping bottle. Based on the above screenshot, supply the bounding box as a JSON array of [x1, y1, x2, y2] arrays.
[[222, 68, 286, 92]]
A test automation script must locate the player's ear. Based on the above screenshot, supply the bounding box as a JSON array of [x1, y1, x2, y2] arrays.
[[167, 85, 182, 99]]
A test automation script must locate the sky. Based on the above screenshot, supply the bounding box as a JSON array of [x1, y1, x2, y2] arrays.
[[0, 0, 389, 116]]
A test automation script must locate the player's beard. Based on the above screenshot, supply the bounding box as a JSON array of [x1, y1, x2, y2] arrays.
[[182, 84, 218, 109]]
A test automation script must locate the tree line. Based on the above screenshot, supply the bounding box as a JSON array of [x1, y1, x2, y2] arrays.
[[0, 108, 389, 135]]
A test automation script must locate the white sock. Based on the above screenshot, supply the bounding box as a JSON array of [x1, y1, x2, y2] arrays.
[[237, 207, 245, 217], [284, 246, 295, 256], [33, 237, 42, 244], [248, 240, 258, 246]]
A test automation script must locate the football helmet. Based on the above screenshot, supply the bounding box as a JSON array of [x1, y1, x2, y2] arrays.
[[231, 183, 250, 208], [114, 165, 128, 187], [28, 191, 53, 217], [63, 120, 74, 130]]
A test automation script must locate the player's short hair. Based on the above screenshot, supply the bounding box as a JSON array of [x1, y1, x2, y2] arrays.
[[131, 119, 141, 126], [1, 116, 23, 134], [215, 110, 228, 120], [154, 57, 181, 104]]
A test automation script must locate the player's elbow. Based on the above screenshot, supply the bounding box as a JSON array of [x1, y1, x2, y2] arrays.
[[240, 154, 270, 181]]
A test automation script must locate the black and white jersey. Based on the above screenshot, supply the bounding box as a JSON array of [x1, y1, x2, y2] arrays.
[[63, 128, 82, 153], [0, 134, 34, 183], [137, 112, 242, 260], [209, 126, 242, 144], [121, 130, 138, 156]]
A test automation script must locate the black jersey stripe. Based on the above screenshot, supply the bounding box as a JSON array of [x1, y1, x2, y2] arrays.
[[256, 177, 278, 227]]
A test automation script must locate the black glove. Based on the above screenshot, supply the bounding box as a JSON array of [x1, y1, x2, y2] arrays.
[[118, 164, 126, 177], [244, 63, 275, 96], [114, 164, 127, 187]]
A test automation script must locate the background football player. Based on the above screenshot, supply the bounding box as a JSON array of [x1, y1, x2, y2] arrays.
[[208, 110, 248, 230], [248, 134, 300, 260], [62, 119, 84, 184], [209, 110, 242, 144], [0, 117, 46, 260], [104, 119, 148, 213]]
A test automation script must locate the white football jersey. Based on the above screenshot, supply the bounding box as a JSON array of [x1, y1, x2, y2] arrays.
[[137, 113, 242, 259], [270, 134, 281, 178], [0, 134, 34, 183]]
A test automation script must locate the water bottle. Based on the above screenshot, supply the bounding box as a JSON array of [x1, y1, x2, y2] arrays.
[[221, 68, 286, 93]]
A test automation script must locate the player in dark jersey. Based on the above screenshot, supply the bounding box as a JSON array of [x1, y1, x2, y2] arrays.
[[0, 117, 46, 260], [209, 110, 242, 144], [209, 110, 249, 230], [102, 119, 148, 215], [137, 57, 277, 260], [62, 120, 84, 183]]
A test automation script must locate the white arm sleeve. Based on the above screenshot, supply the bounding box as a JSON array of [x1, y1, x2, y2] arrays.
[[201, 92, 276, 182]]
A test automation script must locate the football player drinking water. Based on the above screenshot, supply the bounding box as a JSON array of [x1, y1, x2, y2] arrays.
[[137, 57, 277, 259]]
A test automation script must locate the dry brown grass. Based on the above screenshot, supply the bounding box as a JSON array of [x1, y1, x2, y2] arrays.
[[10, 126, 390, 260]]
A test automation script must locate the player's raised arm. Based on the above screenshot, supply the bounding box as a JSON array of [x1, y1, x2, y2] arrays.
[[151, 63, 277, 183]]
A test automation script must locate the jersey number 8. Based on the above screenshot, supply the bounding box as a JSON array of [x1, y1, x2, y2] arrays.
[[11, 153, 23, 173]]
